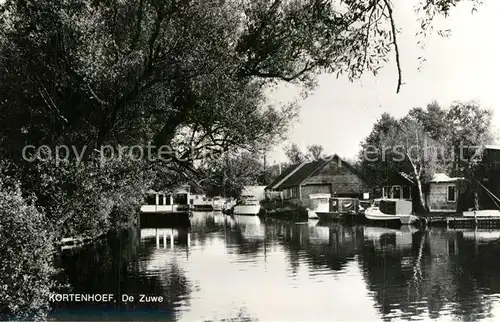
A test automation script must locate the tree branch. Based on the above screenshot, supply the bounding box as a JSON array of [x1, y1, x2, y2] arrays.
[[383, 0, 402, 93]]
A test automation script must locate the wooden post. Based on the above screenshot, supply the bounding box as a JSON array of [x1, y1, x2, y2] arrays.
[[170, 230, 174, 248], [163, 232, 167, 249]]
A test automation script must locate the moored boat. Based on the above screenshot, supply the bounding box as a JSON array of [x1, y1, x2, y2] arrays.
[[140, 190, 190, 216], [316, 197, 361, 221], [233, 195, 261, 215], [306, 193, 330, 219], [364, 199, 419, 225]]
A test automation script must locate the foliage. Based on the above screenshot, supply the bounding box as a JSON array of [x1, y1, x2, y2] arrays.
[[306, 144, 326, 160], [360, 101, 494, 209], [284, 143, 307, 164], [0, 173, 56, 320], [359, 112, 403, 186], [20, 157, 154, 239], [0, 0, 483, 164], [201, 151, 265, 198]]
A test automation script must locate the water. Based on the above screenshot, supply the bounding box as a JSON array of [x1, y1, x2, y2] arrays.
[[49, 212, 500, 321]]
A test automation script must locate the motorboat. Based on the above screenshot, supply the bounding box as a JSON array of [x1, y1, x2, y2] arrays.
[[364, 199, 419, 225], [233, 195, 261, 215], [316, 197, 361, 221], [306, 193, 330, 219]]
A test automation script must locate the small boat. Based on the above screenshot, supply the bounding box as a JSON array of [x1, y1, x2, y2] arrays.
[[364, 199, 419, 225], [306, 193, 330, 219], [316, 197, 361, 221], [233, 195, 261, 216]]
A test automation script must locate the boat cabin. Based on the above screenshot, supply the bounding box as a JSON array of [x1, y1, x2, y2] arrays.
[[238, 195, 260, 205], [329, 197, 360, 215], [308, 193, 331, 213], [378, 199, 413, 215]]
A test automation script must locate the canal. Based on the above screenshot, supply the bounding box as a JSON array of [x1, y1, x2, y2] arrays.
[[50, 212, 500, 321]]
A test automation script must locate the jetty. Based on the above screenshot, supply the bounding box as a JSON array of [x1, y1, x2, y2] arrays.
[[423, 212, 500, 228]]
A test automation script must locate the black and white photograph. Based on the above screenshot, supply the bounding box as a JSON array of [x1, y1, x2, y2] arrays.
[[2, 0, 500, 321]]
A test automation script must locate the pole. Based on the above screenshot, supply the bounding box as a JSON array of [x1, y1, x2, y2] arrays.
[[263, 151, 267, 184]]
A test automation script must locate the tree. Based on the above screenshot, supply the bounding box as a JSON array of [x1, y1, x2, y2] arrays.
[[360, 101, 495, 211], [381, 118, 442, 210], [284, 143, 307, 164], [359, 112, 402, 187], [446, 101, 494, 176], [306, 144, 326, 160], [201, 151, 264, 198]]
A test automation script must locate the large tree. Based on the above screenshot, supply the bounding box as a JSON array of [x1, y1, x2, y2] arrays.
[[0, 0, 485, 165], [360, 101, 494, 210]]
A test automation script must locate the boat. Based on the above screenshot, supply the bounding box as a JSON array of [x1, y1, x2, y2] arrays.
[[316, 197, 361, 221], [364, 199, 419, 225], [306, 193, 330, 219], [212, 196, 226, 211], [140, 190, 190, 215], [233, 195, 261, 215], [192, 196, 214, 211]]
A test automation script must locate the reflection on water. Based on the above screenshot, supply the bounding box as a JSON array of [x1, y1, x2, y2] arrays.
[[50, 212, 500, 321]]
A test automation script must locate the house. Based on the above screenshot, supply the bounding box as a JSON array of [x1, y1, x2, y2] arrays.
[[371, 172, 421, 212], [268, 155, 370, 207], [265, 163, 304, 200], [426, 173, 464, 213]]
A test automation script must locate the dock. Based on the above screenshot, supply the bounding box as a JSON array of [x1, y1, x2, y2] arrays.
[[424, 212, 500, 228]]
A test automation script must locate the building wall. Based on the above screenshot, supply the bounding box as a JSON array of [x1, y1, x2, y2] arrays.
[[299, 184, 331, 207], [303, 160, 369, 196], [427, 182, 459, 212]]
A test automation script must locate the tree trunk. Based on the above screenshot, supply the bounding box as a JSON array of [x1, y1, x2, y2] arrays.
[[416, 178, 427, 213]]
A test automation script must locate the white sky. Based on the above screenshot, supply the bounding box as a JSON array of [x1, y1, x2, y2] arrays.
[[266, 0, 500, 164]]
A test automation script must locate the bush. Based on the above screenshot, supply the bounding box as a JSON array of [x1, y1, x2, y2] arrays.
[[22, 158, 153, 239], [0, 175, 56, 320]]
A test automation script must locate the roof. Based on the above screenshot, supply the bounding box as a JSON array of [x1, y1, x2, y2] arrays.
[[278, 158, 329, 189], [484, 145, 500, 150], [429, 173, 464, 183], [265, 163, 303, 190], [271, 154, 366, 190]]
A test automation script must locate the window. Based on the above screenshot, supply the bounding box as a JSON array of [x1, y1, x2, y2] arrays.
[[392, 186, 402, 199], [158, 194, 164, 205], [146, 194, 156, 205], [382, 186, 389, 198], [174, 193, 188, 205], [447, 185, 456, 202]]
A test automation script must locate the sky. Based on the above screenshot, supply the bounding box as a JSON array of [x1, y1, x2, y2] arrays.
[[266, 0, 500, 164]]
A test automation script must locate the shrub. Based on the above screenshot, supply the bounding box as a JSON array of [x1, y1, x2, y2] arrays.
[[0, 175, 56, 320]]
